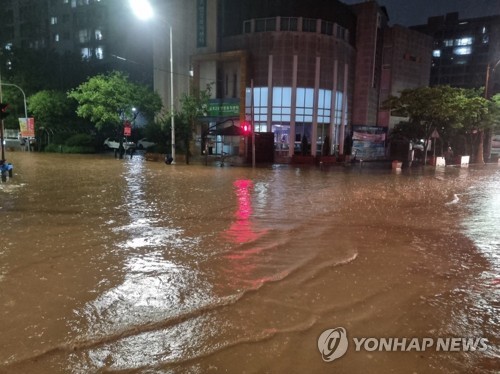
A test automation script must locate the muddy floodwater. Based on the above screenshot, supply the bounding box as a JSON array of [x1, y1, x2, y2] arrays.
[[0, 152, 498, 373]]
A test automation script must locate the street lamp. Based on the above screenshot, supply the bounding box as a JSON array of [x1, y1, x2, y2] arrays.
[[0, 83, 27, 120], [483, 58, 500, 162], [129, 0, 176, 164], [0, 79, 29, 159]]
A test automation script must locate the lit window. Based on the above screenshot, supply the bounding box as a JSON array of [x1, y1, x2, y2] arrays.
[[454, 47, 471, 55], [81, 48, 91, 59], [71, 0, 76, 7], [443, 39, 453, 47], [432, 49, 441, 57], [455, 37, 473, 46], [50, 16, 58, 25], [95, 47, 104, 59], [317, 89, 332, 124], [482, 26, 487, 34], [272, 87, 292, 122], [95, 30, 102, 40], [54, 34, 60, 42]]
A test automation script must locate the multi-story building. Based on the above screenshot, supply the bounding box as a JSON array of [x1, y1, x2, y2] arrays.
[[0, 0, 433, 161], [412, 12, 500, 93], [186, 0, 432, 160], [0, 0, 154, 85]]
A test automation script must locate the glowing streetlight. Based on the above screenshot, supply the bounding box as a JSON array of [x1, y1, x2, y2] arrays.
[[129, 0, 176, 164], [129, 0, 154, 21]]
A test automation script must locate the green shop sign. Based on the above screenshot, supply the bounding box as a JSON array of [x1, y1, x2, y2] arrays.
[[207, 101, 240, 117]]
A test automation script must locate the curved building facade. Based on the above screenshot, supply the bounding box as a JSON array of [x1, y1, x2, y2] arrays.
[[188, 0, 431, 160]]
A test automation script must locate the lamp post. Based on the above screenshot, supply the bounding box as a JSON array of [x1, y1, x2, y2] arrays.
[[0, 83, 28, 120], [130, 0, 176, 164], [483, 58, 500, 162]]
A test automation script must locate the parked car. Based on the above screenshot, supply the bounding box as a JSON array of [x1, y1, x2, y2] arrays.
[[137, 138, 156, 149], [103, 137, 136, 150]]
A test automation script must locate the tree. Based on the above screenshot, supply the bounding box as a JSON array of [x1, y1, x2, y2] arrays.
[[178, 85, 212, 164], [28, 90, 78, 131], [383, 86, 490, 164], [68, 71, 162, 134], [457, 89, 490, 162]]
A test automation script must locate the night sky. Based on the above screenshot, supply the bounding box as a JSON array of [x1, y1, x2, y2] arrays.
[[341, 0, 500, 26]]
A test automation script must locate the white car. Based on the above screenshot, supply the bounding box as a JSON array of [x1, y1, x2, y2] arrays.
[[137, 138, 156, 149], [103, 137, 136, 150]]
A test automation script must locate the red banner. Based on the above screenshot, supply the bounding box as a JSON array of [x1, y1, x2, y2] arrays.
[[124, 121, 131, 136], [19, 117, 35, 137]]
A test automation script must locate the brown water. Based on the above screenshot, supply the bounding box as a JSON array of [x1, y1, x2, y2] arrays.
[[0, 152, 498, 373]]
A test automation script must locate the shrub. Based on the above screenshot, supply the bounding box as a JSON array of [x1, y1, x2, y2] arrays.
[[65, 133, 94, 147], [62, 145, 95, 154], [44, 144, 62, 153]]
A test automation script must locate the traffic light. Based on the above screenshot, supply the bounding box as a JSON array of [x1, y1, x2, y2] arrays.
[[0, 103, 9, 120], [241, 121, 251, 135]]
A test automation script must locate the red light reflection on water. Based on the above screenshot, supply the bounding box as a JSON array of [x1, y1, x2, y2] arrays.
[[222, 180, 260, 244], [221, 179, 271, 289]]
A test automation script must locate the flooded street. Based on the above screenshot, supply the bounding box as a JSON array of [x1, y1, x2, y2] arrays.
[[0, 152, 498, 373]]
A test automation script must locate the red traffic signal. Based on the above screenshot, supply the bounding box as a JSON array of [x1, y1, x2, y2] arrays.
[[241, 121, 251, 135], [0, 103, 9, 120]]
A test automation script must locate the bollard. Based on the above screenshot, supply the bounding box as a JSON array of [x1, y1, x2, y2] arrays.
[[392, 160, 402, 170]]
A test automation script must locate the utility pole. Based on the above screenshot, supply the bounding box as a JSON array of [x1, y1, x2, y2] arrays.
[[251, 79, 255, 168], [0, 71, 5, 162]]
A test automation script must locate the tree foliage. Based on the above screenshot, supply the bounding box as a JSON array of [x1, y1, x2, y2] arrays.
[[177, 84, 212, 164], [28, 90, 77, 131], [384, 86, 499, 162], [68, 71, 162, 132]]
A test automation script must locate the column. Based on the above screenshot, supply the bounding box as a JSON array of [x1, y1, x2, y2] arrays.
[[267, 55, 273, 132], [311, 56, 321, 156], [289, 55, 298, 157]]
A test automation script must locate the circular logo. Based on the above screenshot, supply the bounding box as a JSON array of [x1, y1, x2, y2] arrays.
[[318, 327, 349, 362]]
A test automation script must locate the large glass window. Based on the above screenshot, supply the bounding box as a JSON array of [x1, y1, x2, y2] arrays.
[[321, 21, 334, 36], [272, 87, 292, 122], [302, 18, 317, 33], [296, 88, 314, 123], [317, 89, 331, 124], [334, 91, 343, 126], [255, 18, 276, 32], [280, 17, 298, 32], [245, 87, 268, 122]]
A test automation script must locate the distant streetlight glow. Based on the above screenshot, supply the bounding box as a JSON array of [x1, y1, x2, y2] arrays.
[[130, 0, 176, 164], [129, 0, 154, 21]]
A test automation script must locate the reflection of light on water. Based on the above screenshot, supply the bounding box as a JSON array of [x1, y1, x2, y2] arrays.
[[458, 171, 500, 363], [222, 180, 264, 244], [465, 172, 500, 280], [71, 157, 212, 361]]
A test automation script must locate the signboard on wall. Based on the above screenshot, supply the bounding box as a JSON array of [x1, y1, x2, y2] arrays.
[[207, 100, 240, 118], [19, 117, 35, 137], [197, 0, 207, 47], [352, 126, 387, 160]]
